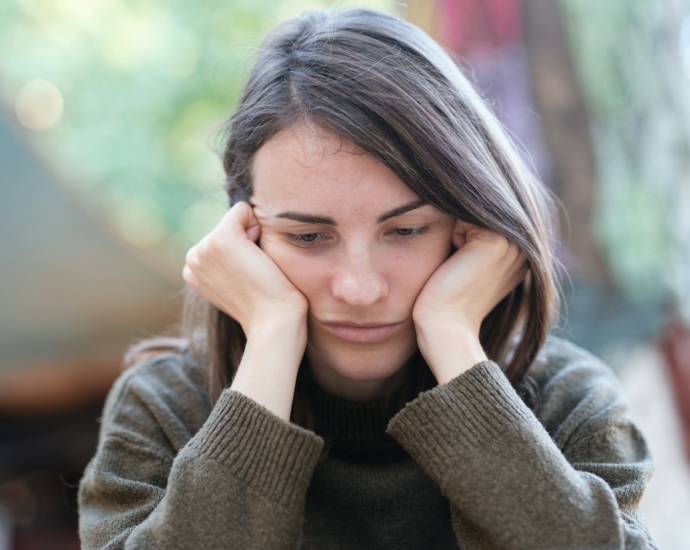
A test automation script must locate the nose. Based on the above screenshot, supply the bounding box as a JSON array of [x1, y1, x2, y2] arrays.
[[331, 246, 388, 308]]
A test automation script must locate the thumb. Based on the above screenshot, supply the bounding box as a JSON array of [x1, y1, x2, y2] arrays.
[[452, 219, 468, 250]]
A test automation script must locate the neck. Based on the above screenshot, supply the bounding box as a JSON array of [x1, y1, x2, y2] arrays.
[[305, 349, 413, 402]]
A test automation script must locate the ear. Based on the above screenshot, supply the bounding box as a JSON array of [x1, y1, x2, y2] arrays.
[[451, 219, 468, 250]]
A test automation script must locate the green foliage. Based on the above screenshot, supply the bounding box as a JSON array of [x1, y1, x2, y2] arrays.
[[0, 0, 395, 269], [559, 0, 690, 303]]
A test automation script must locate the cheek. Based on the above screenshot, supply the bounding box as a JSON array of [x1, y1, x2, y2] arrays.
[[387, 239, 453, 304], [259, 235, 326, 299]]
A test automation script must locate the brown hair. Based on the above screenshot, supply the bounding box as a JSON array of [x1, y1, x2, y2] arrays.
[[128, 8, 559, 417]]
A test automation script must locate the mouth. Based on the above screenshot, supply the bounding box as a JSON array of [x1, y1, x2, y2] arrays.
[[318, 320, 405, 344]]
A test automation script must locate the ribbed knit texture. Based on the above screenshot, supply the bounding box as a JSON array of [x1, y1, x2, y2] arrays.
[[78, 337, 657, 549], [387, 360, 534, 470], [301, 367, 413, 463], [189, 389, 323, 508]]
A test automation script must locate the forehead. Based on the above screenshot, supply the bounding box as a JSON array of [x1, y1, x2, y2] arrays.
[[250, 124, 419, 218]]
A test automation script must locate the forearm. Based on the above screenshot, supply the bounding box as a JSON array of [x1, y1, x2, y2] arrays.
[[79, 389, 323, 549], [387, 361, 654, 549], [414, 320, 487, 384], [231, 312, 307, 421]]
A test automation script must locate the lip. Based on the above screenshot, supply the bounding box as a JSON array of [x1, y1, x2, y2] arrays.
[[318, 320, 405, 344]]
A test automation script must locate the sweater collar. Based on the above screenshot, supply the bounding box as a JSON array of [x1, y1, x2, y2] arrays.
[[304, 373, 408, 443], [299, 352, 436, 463]]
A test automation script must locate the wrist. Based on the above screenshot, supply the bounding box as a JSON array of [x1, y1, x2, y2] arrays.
[[232, 310, 308, 421], [247, 307, 308, 345], [415, 320, 487, 385]]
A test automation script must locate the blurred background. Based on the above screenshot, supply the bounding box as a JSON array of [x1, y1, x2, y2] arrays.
[[1, 0, 689, 547]]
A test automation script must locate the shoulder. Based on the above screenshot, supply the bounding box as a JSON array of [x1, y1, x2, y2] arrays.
[[99, 350, 212, 454], [523, 337, 654, 515], [525, 336, 635, 451], [528, 335, 621, 395]]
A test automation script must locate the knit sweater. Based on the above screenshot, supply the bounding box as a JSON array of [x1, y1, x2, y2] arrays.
[[78, 336, 656, 549]]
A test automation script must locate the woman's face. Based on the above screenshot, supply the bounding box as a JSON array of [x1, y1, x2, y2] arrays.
[[250, 124, 455, 400]]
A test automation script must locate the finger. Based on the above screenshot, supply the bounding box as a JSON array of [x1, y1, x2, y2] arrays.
[[229, 201, 262, 243], [246, 215, 261, 243], [453, 219, 469, 234], [182, 264, 199, 287], [451, 230, 466, 250], [451, 219, 468, 249], [215, 201, 254, 236], [456, 221, 499, 246], [184, 245, 199, 269]]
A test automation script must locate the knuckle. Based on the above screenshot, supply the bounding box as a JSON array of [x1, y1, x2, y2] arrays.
[[182, 265, 195, 285], [185, 246, 202, 269], [503, 240, 518, 257], [490, 238, 510, 259], [226, 201, 247, 224], [204, 233, 224, 256]]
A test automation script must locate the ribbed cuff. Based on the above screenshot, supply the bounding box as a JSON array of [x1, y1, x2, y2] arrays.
[[189, 389, 324, 508], [386, 361, 535, 479]]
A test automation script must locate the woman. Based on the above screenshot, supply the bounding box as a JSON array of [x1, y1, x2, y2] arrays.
[[78, 8, 655, 549]]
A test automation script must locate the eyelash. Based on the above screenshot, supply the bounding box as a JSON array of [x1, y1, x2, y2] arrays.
[[286, 226, 431, 249], [286, 232, 331, 248]]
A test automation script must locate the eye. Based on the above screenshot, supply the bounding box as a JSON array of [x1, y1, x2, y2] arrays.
[[387, 226, 430, 240], [286, 232, 331, 248], [296, 233, 319, 242]]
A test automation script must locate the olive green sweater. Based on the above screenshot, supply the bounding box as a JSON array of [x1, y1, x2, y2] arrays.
[[78, 337, 656, 549]]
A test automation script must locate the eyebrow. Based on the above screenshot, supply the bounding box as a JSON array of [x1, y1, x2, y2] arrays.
[[274, 199, 429, 226]]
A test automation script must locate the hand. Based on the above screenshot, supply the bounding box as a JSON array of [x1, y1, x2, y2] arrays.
[[183, 202, 308, 419], [183, 201, 308, 337], [412, 220, 527, 383]]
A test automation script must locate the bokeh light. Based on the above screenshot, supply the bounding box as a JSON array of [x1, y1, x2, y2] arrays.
[[681, 15, 690, 78], [14, 78, 63, 131], [0, 0, 396, 278]]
